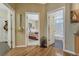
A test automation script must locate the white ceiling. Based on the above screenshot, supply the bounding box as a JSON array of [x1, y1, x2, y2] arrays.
[[0, 4, 8, 14]]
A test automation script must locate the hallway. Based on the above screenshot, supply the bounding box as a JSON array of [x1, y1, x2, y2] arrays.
[[0, 3, 78, 56]]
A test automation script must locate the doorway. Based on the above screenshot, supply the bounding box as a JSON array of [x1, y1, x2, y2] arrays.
[[25, 12, 40, 46], [47, 7, 65, 50]]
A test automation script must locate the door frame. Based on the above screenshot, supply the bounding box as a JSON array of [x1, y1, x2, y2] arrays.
[[11, 10, 15, 48], [25, 12, 40, 47], [47, 6, 65, 50]]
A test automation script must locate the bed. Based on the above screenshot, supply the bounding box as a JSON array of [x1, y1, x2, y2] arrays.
[[29, 32, 38, 40]]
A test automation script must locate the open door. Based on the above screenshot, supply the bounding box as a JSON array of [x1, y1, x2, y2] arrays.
[[47, 14, 55, 46]]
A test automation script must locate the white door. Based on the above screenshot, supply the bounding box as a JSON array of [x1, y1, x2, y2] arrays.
[[47, 13, 55, 46], [49, 15, 55, 45]]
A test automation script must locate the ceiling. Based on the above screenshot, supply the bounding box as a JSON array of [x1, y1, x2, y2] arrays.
[[0, 4, 8, 14]]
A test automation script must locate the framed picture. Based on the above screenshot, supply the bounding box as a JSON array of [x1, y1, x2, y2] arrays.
[[71, 9, 79, 23], [3, 20, 8, 31]]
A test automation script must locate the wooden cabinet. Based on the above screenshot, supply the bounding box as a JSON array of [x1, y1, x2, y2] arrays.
[[75, 35, 79, 55]]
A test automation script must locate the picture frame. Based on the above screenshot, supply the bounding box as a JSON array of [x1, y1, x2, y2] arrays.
[[3, 20, 8, 31], [71, 9, 79, 23]]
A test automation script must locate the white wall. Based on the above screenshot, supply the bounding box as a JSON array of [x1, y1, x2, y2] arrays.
[[0, 4, 14, 48], [0, 4, 8, 42], [0, 17, 8, 42]]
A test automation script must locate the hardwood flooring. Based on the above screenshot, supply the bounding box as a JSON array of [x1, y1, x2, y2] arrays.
[[5, 46, 76, 56], [5, 46, 59, 56]]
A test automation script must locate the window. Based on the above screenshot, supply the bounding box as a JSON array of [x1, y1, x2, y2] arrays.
[[54, 10, 64, 36]]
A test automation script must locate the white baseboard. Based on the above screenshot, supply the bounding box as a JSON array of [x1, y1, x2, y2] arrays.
[[64, 49, 76, 55], [16, 45, 26, 47]]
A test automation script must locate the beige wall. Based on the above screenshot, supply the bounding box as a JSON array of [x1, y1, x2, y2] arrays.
[[14, 4, 46, 46]]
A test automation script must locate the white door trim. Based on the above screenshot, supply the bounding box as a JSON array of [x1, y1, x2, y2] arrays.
[[25, 12, 40, 47], [11, 10, 15, 48], [8, 7, 15, 48], [47, 6, 65, 50]]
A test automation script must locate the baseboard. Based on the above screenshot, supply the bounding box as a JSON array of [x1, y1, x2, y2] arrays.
[[64, 49, 76, 55], [16, 45, 26, 47], [16, 45, 40, 47]]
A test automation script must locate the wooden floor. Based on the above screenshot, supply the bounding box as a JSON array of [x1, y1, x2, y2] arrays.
[[5, 46, 75, 56], [5, 46, 60, 56]]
